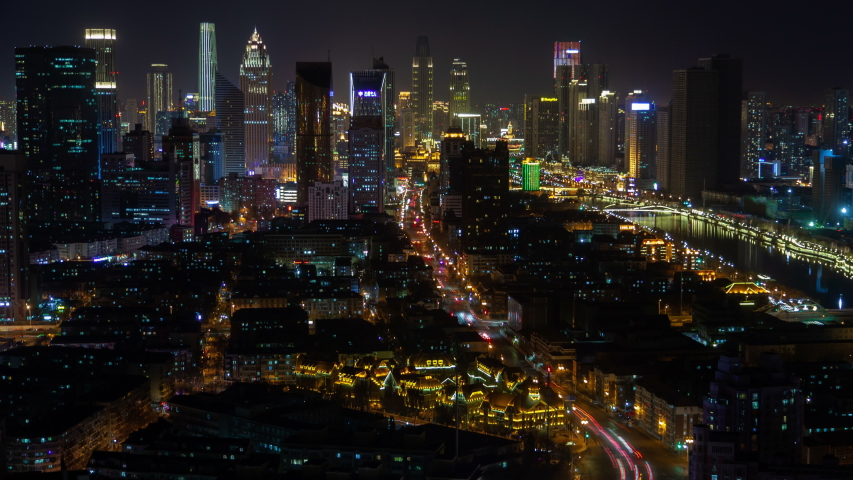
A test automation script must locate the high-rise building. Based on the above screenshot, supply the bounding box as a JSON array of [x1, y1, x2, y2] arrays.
[[200, 129, 224, 183], [370, 57, 396, 202], [698, 55, 743, 187], [670, 68, 719, 199], [656, 105, 672, 191], [332, 103, 350, 174], [147, 64, 173, 133], [524, 96, 559, 159], [439, 127, 473, 192], [123, 123, 153, 164], [0, 152, 27, 322], [522, 159, 540, 191], [214, 72, 245, 176], [163, 117, 201, 227], [398, 92, 415, 150], [308, 181, 348, 223], [432, 101, 449, 140], [348, 116, 384, 213], [823, 87, 850, 157], [597, 90, 618, 168], [456, 114, 483, 148], [198, 23, 217, 112], [296, 62, 333, 207], [411, 36, 434, 145], [701, 354, 803, 464], [349, 68, 390, 205], [553, 41, 581, 79], [85, 28, 119, 155], [16, 46, 100, 222], [811, 149, 847, 225], [0, 98, 17, 148], [667, 55, 743, 197], [101, 152, 177, 225], [449, 58, 470, 125], [462, 141, 509, 251], [741, 91, 767, 178], [240, 29, 273, 170], [626, 95, 657, 186]]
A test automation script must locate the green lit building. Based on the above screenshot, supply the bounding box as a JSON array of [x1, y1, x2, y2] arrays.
[[522, 160, 540, 191]]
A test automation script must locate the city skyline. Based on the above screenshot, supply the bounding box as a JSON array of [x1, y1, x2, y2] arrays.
[[1, 1, 850, 108]]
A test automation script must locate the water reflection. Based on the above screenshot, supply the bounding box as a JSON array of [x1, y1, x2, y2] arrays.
[[621, 212, 853, 307]]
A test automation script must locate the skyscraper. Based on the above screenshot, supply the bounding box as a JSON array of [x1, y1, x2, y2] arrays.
[[411, 36, 434, 145], [198, 23, 218, 113], [370, 57, 396, 202], [85, 28, 119, 155], [626, 96, 657, 185], [524, 96, 559, 159], [698, 55, 743, 187], [16, 46, 100, 222], [655, 105, 672, 191], [163, 117, 201, 227], [449, 58, 470, 125], [0, 152, 27, 322], [741, 92, 767, 178], [567, 64, 610, 165], [147, 64, 173, 133], [348, 116, 384, 213], [240, 28, 273, 170], [398, 92, 415, 150], [214, 72, 245, 176], [823, 87, 850, 157], [296, 62, 333, 207], [670, 68, 719, 199], [553, 41, 581, 79], [597, 90, 618, 168]]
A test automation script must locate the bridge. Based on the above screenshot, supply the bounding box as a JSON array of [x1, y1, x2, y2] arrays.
[[599, 203, 686, 214]]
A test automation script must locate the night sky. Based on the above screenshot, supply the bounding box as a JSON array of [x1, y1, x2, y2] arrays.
[[2, 0, 850, 108]]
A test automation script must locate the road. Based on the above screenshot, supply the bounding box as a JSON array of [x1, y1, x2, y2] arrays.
[[400, 186, 688, 479]]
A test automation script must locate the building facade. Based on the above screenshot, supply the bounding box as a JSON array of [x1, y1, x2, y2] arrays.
[[85, 28, 119, 155], [198, 22, 217, 113], [296, 62, 333, 207], [240, 29, 273, 170]]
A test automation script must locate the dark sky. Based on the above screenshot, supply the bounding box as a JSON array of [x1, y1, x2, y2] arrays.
[[2, 0, 850, 108]]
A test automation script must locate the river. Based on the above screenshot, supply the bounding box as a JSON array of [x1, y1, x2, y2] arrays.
[[617, 211, 851, 308]]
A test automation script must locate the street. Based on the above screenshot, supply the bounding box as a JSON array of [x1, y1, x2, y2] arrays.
[[400, 186, 688, 479]]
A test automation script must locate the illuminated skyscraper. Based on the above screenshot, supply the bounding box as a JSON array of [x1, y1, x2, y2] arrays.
[[411, 36, 434, 145], [0, 152, 27, 322], [85, 28, 119, 155], [16, 46, 99, 222], [370, 57, 396, 201], [147, 64, 173, 133], [398, 92, 415, 150], [449, 58, 470, 126], [740, 91, 767, 178], [348, 116, 384, 213], [214, 72, 245, 176], [198, 23, 217, 112], [240, 28, 273, 170], [625, 95, 657, 185], [296, 62, 333, 207], [553, 41, 581, 79], [522, 159, 541, 191]]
